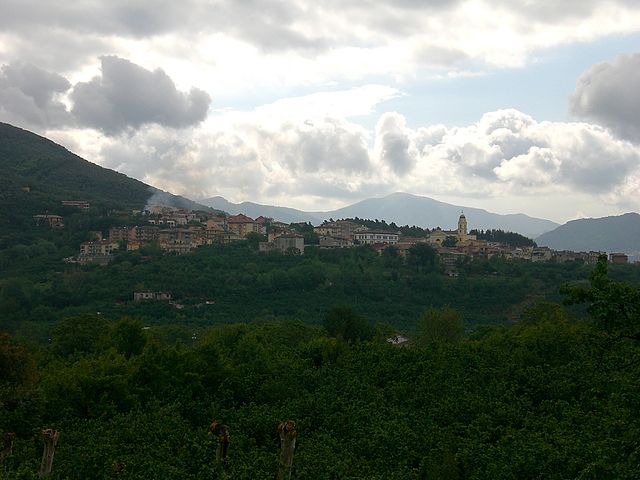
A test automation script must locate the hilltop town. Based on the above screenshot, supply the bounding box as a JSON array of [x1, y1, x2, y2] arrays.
[[42, 202, 628, 269]]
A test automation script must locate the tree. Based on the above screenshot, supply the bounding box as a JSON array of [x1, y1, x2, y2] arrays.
[[110, 317, 147, 358], [323, 306, 373, 343], [245, 231, 266, 249], [417, 306, 464, 344], [561, 254, 640, 340], [51, 314, 108, 356], [408, 243, 437, 272]]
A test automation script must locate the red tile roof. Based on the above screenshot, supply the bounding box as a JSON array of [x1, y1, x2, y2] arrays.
[[228, 214, 255, 223]]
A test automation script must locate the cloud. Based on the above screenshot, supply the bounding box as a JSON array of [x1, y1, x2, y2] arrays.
[[570, 52, 640, 141], [413, 46, 469, 66], [87, 107, 640, 219], [251, 85, 401, 123], [0, 63, 71, 128], [70, 56, 211, 134], [2, 0, 640, 88], [254, 118, 371, 174], [409, 109, 640, 196], [374, 112, 417, 175]]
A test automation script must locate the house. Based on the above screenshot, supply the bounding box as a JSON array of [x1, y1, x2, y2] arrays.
[[76, 240, 119, 265], [133, 292, 172, 301], [274, 233, 304, 253], [609, 252, 628, 264], [158, 228, 203, 254], [260, 233, 305, 254], [319, 236, 353, 248], [131, 226, 160, 243], [314, 220, 365, 239], [387, 334, 410, 346], [531, 247, 553, 262], [353, 231, 399, 245], [427, 228, 456, 245], [80, 240, 119, 256], [33, 214, 64, 228], [254, 216, 270, 234], [227, 214, 260, 237], [61, 200, 90, 210], [109, 227, 132, 243]]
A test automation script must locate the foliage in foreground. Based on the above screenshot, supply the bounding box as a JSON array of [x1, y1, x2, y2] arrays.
[[1, 258, 639, 479]]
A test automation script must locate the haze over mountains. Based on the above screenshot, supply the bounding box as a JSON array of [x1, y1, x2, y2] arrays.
[[202, 193, 559, 238]]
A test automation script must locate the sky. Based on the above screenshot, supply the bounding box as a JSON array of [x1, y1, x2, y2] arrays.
[[1, 1, 640, 224]]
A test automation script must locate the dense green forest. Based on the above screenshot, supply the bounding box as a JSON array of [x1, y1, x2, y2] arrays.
[[5, 226, 636, 341], [1, 257, 639, 478]]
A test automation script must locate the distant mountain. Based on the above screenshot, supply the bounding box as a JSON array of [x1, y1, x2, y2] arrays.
[[536, 213, 640, 255], [203, 196, 323, 224], [203, 192, 558, 238]]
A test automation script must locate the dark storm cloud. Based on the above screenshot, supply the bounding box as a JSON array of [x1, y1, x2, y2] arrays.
[[570, 53, 640, 142], [0, 0, 193, 38], [70, 56, 211, 134], [0, 63, 72, 128], [0, 0, 326, 54]]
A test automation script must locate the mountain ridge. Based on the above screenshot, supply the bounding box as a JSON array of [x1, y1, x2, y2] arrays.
[[202, 192, 559, 238], [536, 212, 640, 255]]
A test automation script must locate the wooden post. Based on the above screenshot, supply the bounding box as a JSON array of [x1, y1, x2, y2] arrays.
[[111, 461, 125, 478], [0, 432, 16, 463], [38, 429, 59, 478], [1, 432, 16, 480], [210, 420, 230, 473], [277, 420, 297, 480]]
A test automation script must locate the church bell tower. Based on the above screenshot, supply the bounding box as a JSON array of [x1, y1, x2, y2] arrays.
[[457, 212, 467, 241]]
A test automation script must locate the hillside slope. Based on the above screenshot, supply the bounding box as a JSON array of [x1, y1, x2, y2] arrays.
[[0, 123, 212, 237], [536, 212, 640, 255], [0, 123, 152, 212]]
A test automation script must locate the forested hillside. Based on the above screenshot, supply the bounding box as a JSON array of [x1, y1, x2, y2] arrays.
[[3, 236, 629, 342], [0, 123, 151, 220], [1, 257, 639, 478], [0, 123, 212, 247]]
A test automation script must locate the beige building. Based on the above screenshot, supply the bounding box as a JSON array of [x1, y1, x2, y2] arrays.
[[609, 252, 628, 264], [80, 240, 119, 256], [314, 220, 366, 239], [33, 214, 64, 228], [353, 231, 399, 245], [227, 214, 260, 237], [427, 213, 476, 245], [260, 233, 305, 254]]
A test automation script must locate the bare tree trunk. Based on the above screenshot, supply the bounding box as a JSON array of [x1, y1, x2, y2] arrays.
[[277, 420, 297, 480], [210, 420, 230, 475], [38, 429, 59, 478]]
